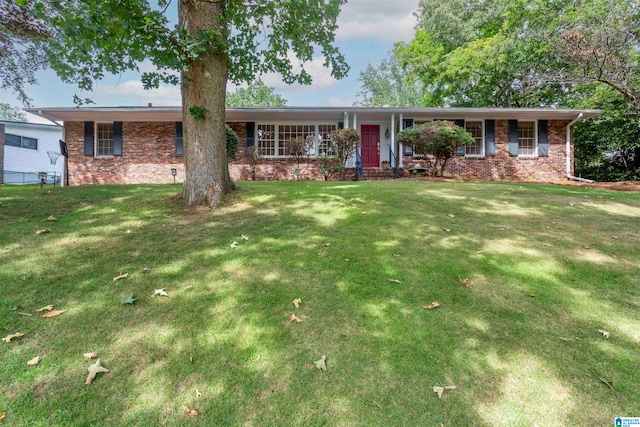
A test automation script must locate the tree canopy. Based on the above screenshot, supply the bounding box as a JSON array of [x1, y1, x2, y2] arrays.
[[226, 80, 287, 107], [0, 103, 27, 121]]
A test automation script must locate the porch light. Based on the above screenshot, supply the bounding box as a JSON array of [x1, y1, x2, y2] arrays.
[[170, 168, 177, 184], [38, 172, 47, 188], [385, 127, 390, 139]]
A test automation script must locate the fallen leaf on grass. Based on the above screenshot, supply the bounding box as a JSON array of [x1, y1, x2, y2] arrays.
[[447, 214, 455, 218], [0, 412, 4, 421], [123, 296, 137, 305], [142, 267, 150, 274], [559, 337, 568, 342], [42, 310, 65, 318], [35, 229, 51, 235], [44, 216, 57, 222], [432, 385, 457, 399], [2, 332, 24, 343], [182, 405, 198, 417], [443, 228, 451, 232], [35, 305, 53, 312], [314, 355, 327, 371], [152, 289, 169, 297], [86, 359, 109, 385], [636, 246, 640, 251], [599, 377, 615, 391], [528, 294, 536, 297], [289, 313, 303, 323], [393, 254, 400, 257], [195, 389, 202, 399], [292, 298, 302, 309], [542, 242, 553, 247], [112, 272, 128, 282], [598, 329, 610, 339], [388, 279, 402, 284], [230, 241, 239, 248], [241, 234, 249, 241], [423, 301, 440, 310], [27, 356, 40, 366], [83, 352, 98, 359], [459, 277, 470, 287]]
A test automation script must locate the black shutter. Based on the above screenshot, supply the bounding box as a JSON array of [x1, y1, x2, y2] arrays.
[[84, 121, 94, 156], [113, 121, 122, 156], [245, 122, 255, 148], [485, 120, 496, 157], [175, 122, 183, 157], [59, 139, 68, 158], [338, 122, 344, 130], [455, 119, 465, 156], [508, 120, 519, 157], [538, 120, 549, 157]]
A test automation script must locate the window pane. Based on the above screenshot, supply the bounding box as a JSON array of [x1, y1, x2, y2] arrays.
[[277, 124, 316, 157], [465, 121, 483, 156], [257, 124, 275, 156], [97, 123, 114, 156], [5, 134, 20, 147], [317, 124, 336, 156], [22, 137, 37, 150], [518, 122, 535, 156]]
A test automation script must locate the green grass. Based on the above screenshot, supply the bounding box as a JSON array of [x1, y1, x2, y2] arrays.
[[1, 181, 639, 426]]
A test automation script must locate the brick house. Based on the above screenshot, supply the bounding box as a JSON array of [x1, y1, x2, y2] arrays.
[[25, 106, 601, 185]]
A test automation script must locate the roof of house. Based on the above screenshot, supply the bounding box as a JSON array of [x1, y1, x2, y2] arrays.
[[25, 106, 602, 124]]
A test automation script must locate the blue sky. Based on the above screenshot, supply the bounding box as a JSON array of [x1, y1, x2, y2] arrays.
[[0, 0, 420, 123]]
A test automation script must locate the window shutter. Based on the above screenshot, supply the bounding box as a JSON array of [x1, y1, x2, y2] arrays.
[[402, 118, 414, 129], [338, 122, 344, 130], [113, 121, 123, 156], [485, 120, 496, 157], [175, 122, 183, 157], [245, 122, 255, 148], [455, 119, 465, 156], [538, 120, 548, 157], [84, 121, 94, 156], [508, 120, 519, 157]]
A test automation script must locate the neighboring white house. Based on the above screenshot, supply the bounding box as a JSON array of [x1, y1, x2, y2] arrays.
[[1, 121, 63, 185]]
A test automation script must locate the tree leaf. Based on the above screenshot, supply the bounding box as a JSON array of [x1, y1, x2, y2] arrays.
[[182, 405, 198, 417], [423, 301, 440, 310], [599, 377, 615, 391], [432, 386, 444, 398], [152, 289, 169, 297], [27, 356, 40, 366], [142, 267, 150, 274], [2, 332, 24, 343], [230, 241, 239, 248], [35, 305, 54, 312], [241, 234, 249, 241], [83, 352, 98, 359], [447, 214, 455, 218], [598, 329, 610, 339], [388, 279, 402, 284], [292, 298, 302, 309], [123, 296, 137, 304], [35, 228, 51, 235], [42, 310, 66, 318], [289, 313, 303, 323], [86, 359, 109, 385], [113, 272, 128, 282], [314, 355, 327, 371], [443, 228, 451, 232], [459, 277, 470, 287], [45, 215, 57, 221]]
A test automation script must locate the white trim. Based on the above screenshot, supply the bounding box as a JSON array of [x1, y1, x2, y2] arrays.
[[464, 120, 485, 158], [517, 120, 538, 158], [353, 113, 357, 130], [95, 122, 115, 158], [255, 121, 339, 159]]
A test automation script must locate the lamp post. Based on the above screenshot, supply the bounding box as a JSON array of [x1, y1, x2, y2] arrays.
[[170, 168, 177, 184], [38, 172, 47, 189]]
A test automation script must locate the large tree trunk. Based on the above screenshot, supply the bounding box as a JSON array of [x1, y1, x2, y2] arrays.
[[179, 0, 234, 207]]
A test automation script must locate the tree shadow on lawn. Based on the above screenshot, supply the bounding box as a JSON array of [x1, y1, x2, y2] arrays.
[[1, 181, 639, 426]]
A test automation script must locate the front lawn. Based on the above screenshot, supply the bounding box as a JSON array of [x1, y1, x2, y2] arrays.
[[1, 181, 638, 426]]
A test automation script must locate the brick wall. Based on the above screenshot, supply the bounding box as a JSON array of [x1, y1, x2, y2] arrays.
[[66, 119, 573, 185], [403, 120, 572, 181], [0, 123, 4, 184]]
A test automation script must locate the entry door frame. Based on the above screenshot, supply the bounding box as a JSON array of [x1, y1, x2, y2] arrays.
[[360, 124, 380, 167]]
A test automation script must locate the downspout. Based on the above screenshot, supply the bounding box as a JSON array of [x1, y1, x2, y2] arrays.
[[566, 113, 594, 183]]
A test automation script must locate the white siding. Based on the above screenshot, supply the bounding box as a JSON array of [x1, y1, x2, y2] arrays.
[[2, 121, 63, 184]]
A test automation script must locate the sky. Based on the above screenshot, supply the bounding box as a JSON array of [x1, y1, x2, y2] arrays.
[[0, 0, 421, 123]]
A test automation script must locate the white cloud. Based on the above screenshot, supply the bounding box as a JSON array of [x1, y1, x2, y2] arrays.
[[261, 53, 339, 92], [325, 96, 355, 107], [336, 0, 419, 42], [91, 80, 181, 105]]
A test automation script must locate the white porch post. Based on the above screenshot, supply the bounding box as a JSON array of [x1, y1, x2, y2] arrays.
[[391, 113, 396, 167], [399, 113, 404, 168], [353, 113, 357, 130], [344, 111, 349, 129]]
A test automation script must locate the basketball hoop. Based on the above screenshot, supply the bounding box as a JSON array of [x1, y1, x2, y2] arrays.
[[47, 151, 62, 165]]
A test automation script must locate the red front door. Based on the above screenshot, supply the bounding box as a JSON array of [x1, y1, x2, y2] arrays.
[[360, 125, 380, 167]]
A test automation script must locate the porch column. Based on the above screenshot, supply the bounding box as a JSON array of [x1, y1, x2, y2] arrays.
[[391, 113, 396, 167], [353, 113, 357, 130], [344, 111, 349, 129], [399, 113, 404, 168]]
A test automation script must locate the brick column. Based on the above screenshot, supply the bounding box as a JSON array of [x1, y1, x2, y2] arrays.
[[0, 123, 5, 184]]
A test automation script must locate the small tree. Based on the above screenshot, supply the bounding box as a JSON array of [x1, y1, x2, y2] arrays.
[[285, 135, 315, 179], [246, 146, 262, 181], [330, 128, 361, 180], [318, 155, 344, 181], [225, 124, 238, 159], [397, 121, 474, 177]]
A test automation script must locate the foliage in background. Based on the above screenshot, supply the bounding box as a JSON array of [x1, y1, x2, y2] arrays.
[[0, 103, 27, 121], [329, 128, 361, 180], [225, 124, 238, 160], [226, 80, 287, 107], [397, 120, 474, 176], [355, 55, 424, 107]]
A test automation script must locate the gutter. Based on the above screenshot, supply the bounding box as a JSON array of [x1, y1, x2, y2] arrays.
[[566, 113, 595, 183]]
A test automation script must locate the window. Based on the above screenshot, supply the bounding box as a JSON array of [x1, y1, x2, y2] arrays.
[[518, 121, 536, 156], [5, 133, 38, 150], [465, 121, 484, 156], [96, 123, 114, 156], [257, 123, 337, 157]]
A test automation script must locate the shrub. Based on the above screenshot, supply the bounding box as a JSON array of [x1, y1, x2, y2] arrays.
[[225, 124, 238, 159], [330, 128, 361, 180]]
